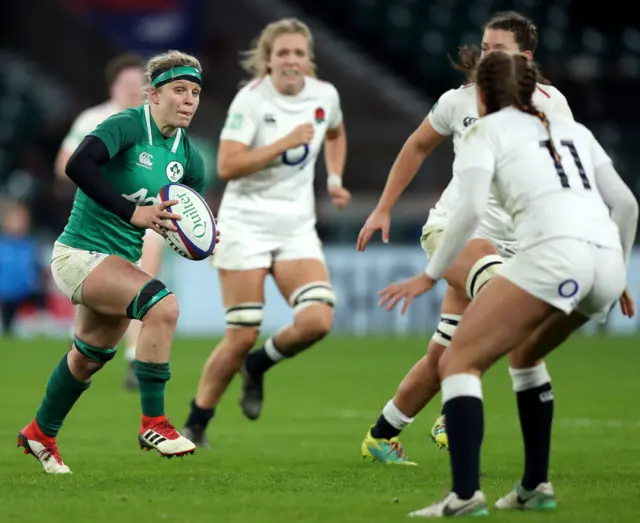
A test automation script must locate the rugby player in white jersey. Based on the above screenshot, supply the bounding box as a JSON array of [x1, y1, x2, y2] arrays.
[[407, 50, 637, 518], [55, 53, 164, 390], [182, 18, 350, 446], [356, 11, 575, 464]]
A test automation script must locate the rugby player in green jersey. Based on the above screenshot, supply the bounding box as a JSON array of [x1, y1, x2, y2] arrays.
[[18, 50, 210, 473]]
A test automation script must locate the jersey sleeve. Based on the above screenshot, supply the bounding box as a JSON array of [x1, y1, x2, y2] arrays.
[[549, 91, 574, 120], [89, 111, 143, 159], [219, 89, 259, 145], [588, 129, 613, 169], [61, 111, 98, 152], [426, 89, 457, 136], [327, 84, 343, 129], [184, 142, 206, 196], [452, 120, 497, 175]]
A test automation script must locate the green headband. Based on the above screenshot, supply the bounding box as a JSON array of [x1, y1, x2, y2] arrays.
[[151, 66, 202, 88]]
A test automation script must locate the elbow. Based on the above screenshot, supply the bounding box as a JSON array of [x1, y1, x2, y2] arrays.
[[216, 160, 234, 181], [64, 155, 80, 182]]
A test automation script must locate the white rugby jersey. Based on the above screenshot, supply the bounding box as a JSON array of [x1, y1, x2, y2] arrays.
[[426, 82, 573, 241], [425, 106, 626, 280], [60, 101, 119, 153], [218, 75, 342, 235]]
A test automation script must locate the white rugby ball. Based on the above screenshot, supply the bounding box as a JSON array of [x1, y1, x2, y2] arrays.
[[158, 183, 216, 261]]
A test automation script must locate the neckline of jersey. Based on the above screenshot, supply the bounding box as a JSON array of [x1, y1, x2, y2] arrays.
[[265, 75, 309, 100], [143, 104, 182, 152]]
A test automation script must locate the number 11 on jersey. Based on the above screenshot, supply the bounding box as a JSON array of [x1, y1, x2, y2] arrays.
[[540, 139, 591, 190]]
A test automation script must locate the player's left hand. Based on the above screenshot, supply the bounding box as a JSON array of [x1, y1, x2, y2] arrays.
[[378, 273, 436, 315], [329, 185, 351, 209], [619, 287, 635, 318]]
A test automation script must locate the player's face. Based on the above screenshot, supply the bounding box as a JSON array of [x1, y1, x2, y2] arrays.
[[155, 79, 201, 129], [268, 33, 311, 95], [111, 67, 145, 109], [481, 29, 531, 59]]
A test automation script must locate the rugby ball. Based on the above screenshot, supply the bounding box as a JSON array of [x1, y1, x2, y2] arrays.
[[158, 183, 216, 261]]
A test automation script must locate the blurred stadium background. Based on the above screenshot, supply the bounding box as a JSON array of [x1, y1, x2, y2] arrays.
[[2, 4, 640, 523], [0, 0, 638, 338]]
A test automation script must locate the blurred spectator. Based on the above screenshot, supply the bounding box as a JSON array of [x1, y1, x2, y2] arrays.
[[0, 202, 45, 336]]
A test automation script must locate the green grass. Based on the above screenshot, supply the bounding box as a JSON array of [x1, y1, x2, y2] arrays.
[[1, 335, 639, 522]]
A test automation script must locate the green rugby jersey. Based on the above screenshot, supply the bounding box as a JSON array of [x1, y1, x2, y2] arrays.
[[58, 104, 205, 262]]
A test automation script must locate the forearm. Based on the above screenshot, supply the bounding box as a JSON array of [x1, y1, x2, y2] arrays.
[[377, 136, 429, 212], [324, 127, 347, 180], [218, 138, 292, 181]]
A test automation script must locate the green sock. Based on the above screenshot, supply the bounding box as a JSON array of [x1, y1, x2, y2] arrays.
[[35, 353, 91, 437], [134, 361, 170, 417]]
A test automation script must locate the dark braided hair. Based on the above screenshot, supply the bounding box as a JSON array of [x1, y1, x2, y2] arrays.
[[451, 11, 550, 85], [477, 51, 561, 161]]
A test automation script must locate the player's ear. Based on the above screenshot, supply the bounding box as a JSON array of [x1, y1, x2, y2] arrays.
[[148, 86, 161, 105], [522, 50, 533, 61]]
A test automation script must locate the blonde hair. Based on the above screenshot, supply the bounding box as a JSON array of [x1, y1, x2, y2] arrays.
[[145, 50, 202, 95], [240, 18, 316, 83]]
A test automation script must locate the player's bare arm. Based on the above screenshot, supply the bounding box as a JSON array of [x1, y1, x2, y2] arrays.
[[357, 119, 446, 250], [217, 123, 313, 181], [324, 121, 350, 209]]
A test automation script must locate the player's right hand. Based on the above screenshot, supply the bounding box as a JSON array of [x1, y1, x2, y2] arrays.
[[378, 273, 435, 315], [619, 287, 635, 318], [130, 200, 181, 234], [357, 208, 391, 251], [285, 123, 314, 148]]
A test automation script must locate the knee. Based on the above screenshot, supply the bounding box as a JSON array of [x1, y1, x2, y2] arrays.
[[464, 254, 503, 299], [294, 305, 333, 344], [225, 327, 261, 355], [127, 278, 177, 326], [68, 346, 105, 373], [143, 293, 179, 328]]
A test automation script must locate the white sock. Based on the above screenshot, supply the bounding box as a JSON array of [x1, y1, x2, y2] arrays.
[[508, 363, 551, 392], [382, 400, 414, 430], [125, 345, 136, 362], [441, 373, 483, 403], [264, 337, 286, 362]]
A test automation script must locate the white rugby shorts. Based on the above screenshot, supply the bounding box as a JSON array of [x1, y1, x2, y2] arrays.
[[499, 238, 625, 323]]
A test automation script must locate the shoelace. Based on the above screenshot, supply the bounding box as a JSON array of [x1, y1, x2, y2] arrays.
[[387, 441, 408, 460], [35, 443, 61, 464], [149, 419, 180, 440]]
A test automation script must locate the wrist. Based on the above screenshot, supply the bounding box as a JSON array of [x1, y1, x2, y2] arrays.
[[327, 173, 342, 188]]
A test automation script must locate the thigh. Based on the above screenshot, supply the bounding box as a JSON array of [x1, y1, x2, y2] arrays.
[[509, 310, 588, 368], [80, 255, 159, 317], [440, 275, 555, 376], [271, 258, 330, 303], [441, 281, 470, 316], [218, 268, 269, 307], [74, 304, 131, 348], [50, 241, 108, 304]]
